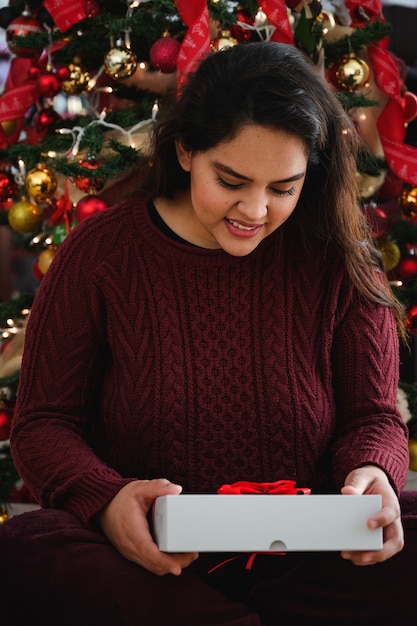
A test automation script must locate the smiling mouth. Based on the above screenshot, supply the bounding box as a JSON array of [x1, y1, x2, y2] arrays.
[[226, 218, 260, 231]]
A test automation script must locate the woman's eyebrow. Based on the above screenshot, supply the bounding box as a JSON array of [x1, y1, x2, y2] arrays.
[[213, 160, 305, 183]]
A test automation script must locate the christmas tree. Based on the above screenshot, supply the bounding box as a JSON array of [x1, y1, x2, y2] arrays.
[[1, 0, 417, 510]]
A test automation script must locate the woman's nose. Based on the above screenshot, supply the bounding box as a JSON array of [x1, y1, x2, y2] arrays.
[[236, 193, 268, 220]]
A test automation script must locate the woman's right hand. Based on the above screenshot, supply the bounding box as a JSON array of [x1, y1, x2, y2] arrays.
[[96, 479, 198, 576]]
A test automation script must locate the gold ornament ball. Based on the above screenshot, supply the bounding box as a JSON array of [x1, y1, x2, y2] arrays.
[[380, 239, 401, 272], [61, 60, 91, 94], [0, 119, 17, 138], [336, 56, 370, 91], [104, 46, 137, 79], [398, 185, 417, 219], [38, 247, 56, 275], [25, 165, 57, 202], [211, 30, 238, 51], [8, 199, 42, 234]]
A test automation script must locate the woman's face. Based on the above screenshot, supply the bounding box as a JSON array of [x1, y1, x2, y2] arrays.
[[175, 124, 308, 256]]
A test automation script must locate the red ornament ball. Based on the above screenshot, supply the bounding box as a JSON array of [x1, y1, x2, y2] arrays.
[[402, 91, 417, 124], [75, 195, 108, 222], [230, 9, 258, 42], [84, 0, 102, 18], [73, 158, 105, 193], [149, 36, 180, 73], [0, 409, 12, 440], [56, 65, 71, 82], [6, 13, 44, 58], [27, 64, 41, 80], [36, 71, 61, 98], [0, 171, 18, 203], [406, 304, 417, 335], [395, 254, 417, 282], [33, 107, 61, 133]]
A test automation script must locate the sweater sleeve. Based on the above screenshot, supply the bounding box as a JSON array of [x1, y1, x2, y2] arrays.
[[10, 214, 135, 525], [330, 281, 409, 494]]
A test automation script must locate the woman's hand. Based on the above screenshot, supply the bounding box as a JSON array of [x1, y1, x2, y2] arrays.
[[96, 479, 198, 576], [340, 465, 404, 565]]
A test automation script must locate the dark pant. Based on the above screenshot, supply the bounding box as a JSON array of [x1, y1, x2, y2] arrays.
[[1, 492, 417, 626]]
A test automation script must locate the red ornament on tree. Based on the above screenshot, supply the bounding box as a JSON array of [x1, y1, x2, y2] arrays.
[[0, 407, 12, 440], [36, 71, 62, 98], [406, 304, 417, 335], [149, 34, 181, 73], [395, 254, 417, 282], [6, 10, 44, 58], [73, 157, 106, 193], [230, 7, 257, 43], [0, 170, 18, 203], [84, 0, 102, 18], [33, 107, 61, 133], [75, 195, 108, 222]]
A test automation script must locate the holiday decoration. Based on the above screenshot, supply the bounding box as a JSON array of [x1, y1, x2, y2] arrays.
[[73, 157, 106, 193], [149, 33, 181, 74], [398, 186, 417, 220], [37, 247, 56, 275], [8, 198, 42, 234], [60, 58, 91, 95], [104, 42, 137, 80], [6, 8, 43, 58], [75, 194, 108, 222], [333, 55, 371, 92], [25, 165, 57, 202], [211, 30, 238, 51]]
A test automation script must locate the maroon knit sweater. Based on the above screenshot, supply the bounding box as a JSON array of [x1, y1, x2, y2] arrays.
[[11, 197, 409, 525]]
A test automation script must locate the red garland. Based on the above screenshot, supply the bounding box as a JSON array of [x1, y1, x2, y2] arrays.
[[174, 0, 210, 92]]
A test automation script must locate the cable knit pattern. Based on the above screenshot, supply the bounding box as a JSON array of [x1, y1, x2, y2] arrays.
[[11, 197, 409, 524]]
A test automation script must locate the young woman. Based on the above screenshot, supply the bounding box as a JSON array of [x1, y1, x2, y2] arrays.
[[1, 41, 416, 626]]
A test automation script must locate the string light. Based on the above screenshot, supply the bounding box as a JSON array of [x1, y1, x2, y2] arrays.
[[58, 109, 154, 157]]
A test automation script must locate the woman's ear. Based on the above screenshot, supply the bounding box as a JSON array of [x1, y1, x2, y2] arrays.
[[175, 140, 192, 172]]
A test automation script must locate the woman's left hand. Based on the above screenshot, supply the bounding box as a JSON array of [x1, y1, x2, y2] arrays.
[[340, 465, 404, 565]]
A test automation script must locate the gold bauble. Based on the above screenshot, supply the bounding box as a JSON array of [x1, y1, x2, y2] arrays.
[[335, 55, 370, 91], [104, 45, 137, 79], [211, 30, 238, 51], [379, 239, 401, 272], [0, 506, 9, 524], [0, 119, 17, 138], [8, 198, 42, 234], [37, 247, 56, 275], [398, 185, 417, 220], [25, 165, 57, 202], [61, 60, 91, 95]]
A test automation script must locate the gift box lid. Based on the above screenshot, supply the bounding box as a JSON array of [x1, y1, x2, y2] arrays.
[[153, 494, 383, 552]]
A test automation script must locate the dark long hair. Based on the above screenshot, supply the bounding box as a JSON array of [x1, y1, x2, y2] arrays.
[[137, 41, 405, 336]]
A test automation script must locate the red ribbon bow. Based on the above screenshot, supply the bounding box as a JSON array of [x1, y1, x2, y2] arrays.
[[217, 479, 311, 495]]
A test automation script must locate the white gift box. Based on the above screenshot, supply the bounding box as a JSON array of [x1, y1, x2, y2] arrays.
[[153, 494, 382, 552]]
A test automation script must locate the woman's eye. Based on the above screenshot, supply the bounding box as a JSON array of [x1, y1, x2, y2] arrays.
[[216, 176, 243, 190], [271, 186, 296, 197]]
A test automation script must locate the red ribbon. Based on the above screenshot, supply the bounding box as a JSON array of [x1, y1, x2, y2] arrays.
[[264, 0, 294, 45], [367, 41, 417, 186], [345, 0, 383, 26], [217, 480, 311, 495], [174, 0, 211, 92], [42, 0, 93, 33]]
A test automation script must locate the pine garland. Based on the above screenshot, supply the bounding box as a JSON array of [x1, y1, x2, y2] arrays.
[[324, 19, 392, 66]]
